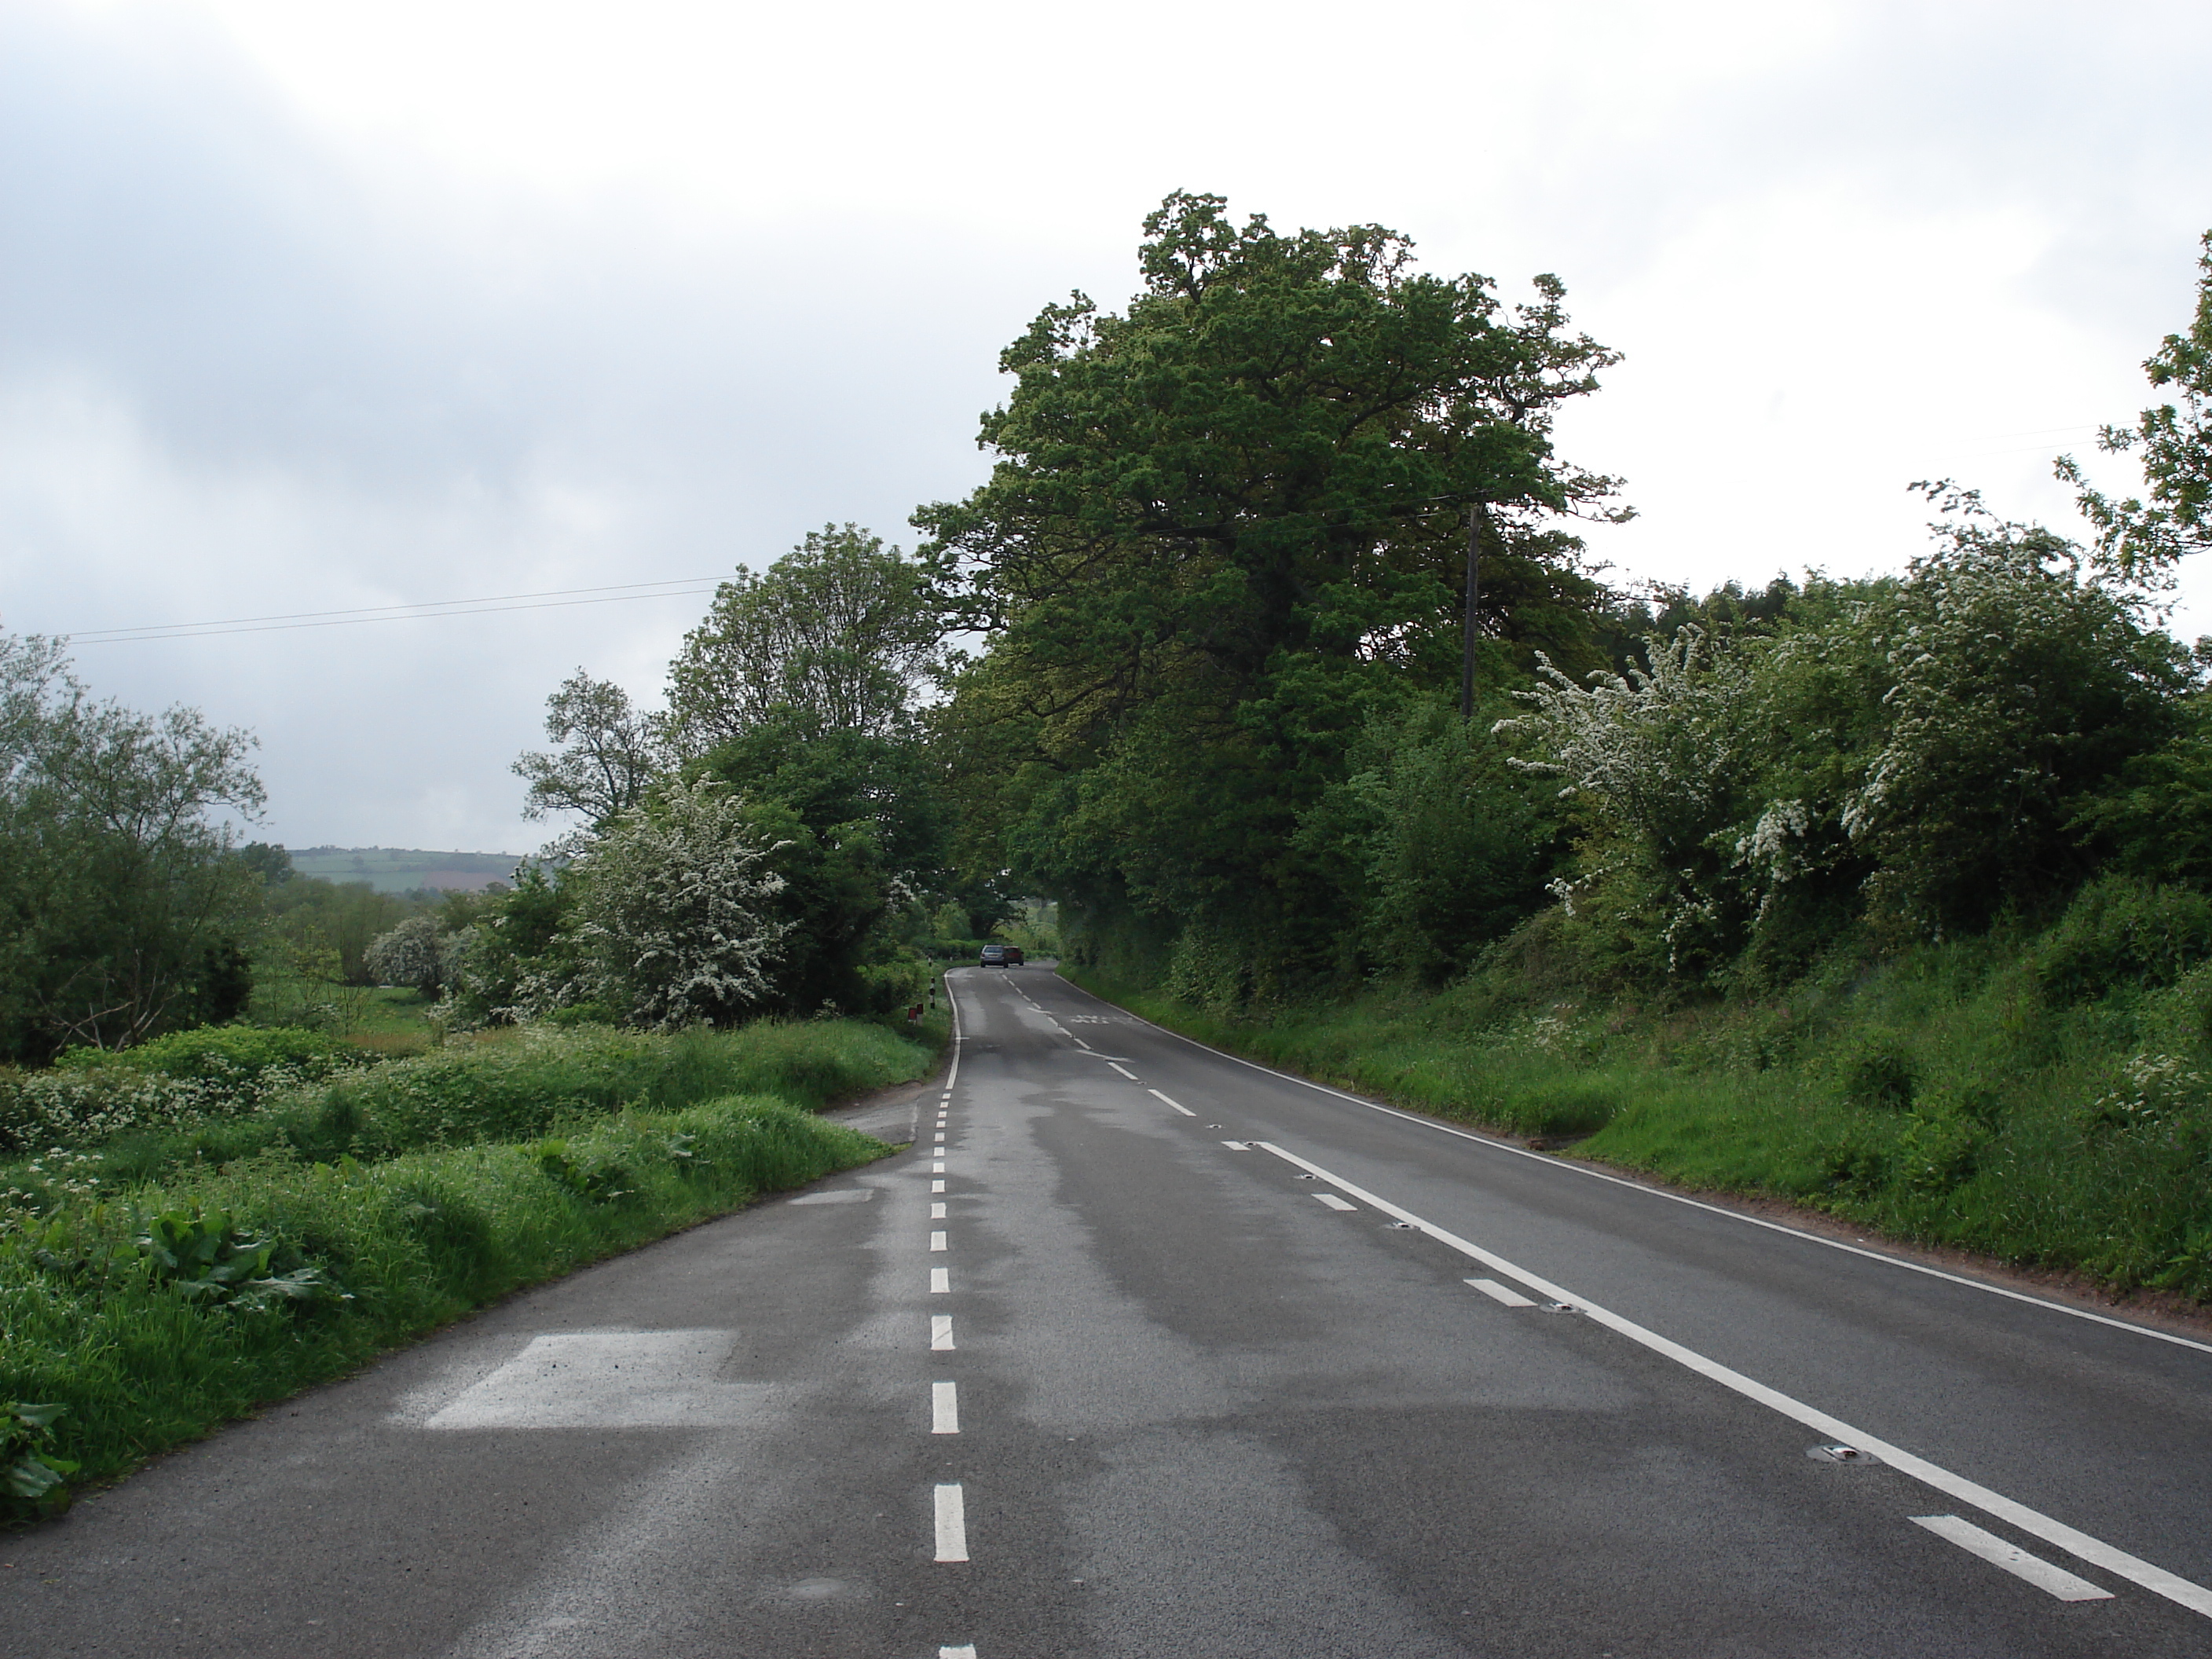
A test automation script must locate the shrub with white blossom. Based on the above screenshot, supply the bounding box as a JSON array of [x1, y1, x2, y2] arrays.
[[554, 776, 793, 1030]]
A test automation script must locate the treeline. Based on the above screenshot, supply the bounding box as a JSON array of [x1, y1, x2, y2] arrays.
[[13, 199, 2211, 1064], [923, 201, 2212, 1015]]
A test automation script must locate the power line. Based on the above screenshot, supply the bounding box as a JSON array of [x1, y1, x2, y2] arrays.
[[60, 576, 728, 645]]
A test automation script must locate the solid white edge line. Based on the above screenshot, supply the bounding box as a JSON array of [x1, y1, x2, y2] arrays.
[[932, 1314, 955, 1350], [1468, 1276, 1536, 1307], [1252, 1139, 2212, 1622], [929, 1268, 950, 1293], [1052, 973, 2212, 1361], [1148, 1087, 1197, 1117], [934, 1482, 969, 1562], [932, 1380, 960, 1434], [1912, 1515, 2115, 1601], [944, 971, 964, 1093]]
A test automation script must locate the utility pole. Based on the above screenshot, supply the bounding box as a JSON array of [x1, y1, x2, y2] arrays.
[[1459, 500, 1487, 720]]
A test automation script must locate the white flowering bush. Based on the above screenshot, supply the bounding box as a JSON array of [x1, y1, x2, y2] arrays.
[[556, 776, 793, 1030], [0, 1060, 326, 1156], [2080, 1052, 2211, 1139], [1498, 499, 2195, 980], [365, 915, 461, 996]]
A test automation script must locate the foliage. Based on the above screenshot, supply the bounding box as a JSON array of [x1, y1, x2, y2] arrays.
[[1499, 500, 2196, 983], [666, 525, 945, 753], [2060, 229, 2212, 583], [55, 1024, 351, 1082], [5, 1017, 933, 1182], [511, 668, 663, 839], [1069, 903, 2212, 1307], [0, 1088, 892, 1520], [258, 872, 427, 989], [0, 635, 265, 1060], [550, 777, 792, 1030], [925, 192, 1625, 992], [364, 914, 458, 997], [2, 1401, 75, 1518]]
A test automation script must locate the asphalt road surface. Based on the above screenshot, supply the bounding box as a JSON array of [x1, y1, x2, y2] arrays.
[[7, 966, 2212, 1657]]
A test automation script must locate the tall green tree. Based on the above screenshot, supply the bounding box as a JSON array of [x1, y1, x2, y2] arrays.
[[921, 192, 1626, 988], [0, 635, 264, 1057], [2061, 229, 2212, 584], [667, 524, 945, 753]]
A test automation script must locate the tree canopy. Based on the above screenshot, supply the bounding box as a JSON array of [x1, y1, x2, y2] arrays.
[[2062, 230, 2212, 583], [921, 192, 1626, 990]]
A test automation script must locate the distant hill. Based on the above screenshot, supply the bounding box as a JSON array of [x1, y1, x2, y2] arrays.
[[289, 846, 522, 894]]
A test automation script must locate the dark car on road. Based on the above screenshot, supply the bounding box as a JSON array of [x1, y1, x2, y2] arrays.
[[980, 943, 1024, 967]]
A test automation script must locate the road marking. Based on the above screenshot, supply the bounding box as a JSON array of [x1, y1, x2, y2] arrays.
[[930, 1230, 948, 1251], [1148, 1088, 1196, 1116], [932, 1178, 946, 1192], [1467, 1276, 1536, 1307], [1072, 1036, 1091, 1049], [1251, 1139, 2212, 1623], [930, 1269, 950, 1294], [935, 1483, 969, 1562], [1071, 977, 2212, 1361], [1912, 1515, 2115, 1602], [932, 1160, 947, 1174], [932, 1202, 947, 1219], [934, 1132, 946, 1143], [940, 1646, 978, 1658], [932, 1381, 961, 1434], [932, 1315, 955, 1350], [1221, 1140, 1251, 1151], [1108, 1061, 1138, 1079], [419, 1331, 768, 1430], [1313, 1192, 1357, 1211]]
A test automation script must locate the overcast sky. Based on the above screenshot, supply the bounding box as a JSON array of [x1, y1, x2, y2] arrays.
[[5, 0, 2210, 855]]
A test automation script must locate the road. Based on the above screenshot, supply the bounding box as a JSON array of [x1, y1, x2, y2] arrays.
[[6, 965, 2211, 1657]]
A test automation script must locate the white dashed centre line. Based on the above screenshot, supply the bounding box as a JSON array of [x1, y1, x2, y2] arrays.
[[932, 1381, 961, 1434], [930, 1230, 948, 1251], [932, 1160, 946, 1174], [1467, 1276, 1536, 1307], [934, 1483, 969, 1562], [1147, 1087, 1197, 1116], [930, 1269, 950, 1294], [1313, 1192, 1357, 1211], [1253, 1138, 2212, 1622], [932, 1202, 947, 1219], [939, 1646, 978, 1659], [932, 1315, 955, 1350], [1108, 1061, 1138, 1080], [934, 1132, 946, 1143], [1221, 1140, 1251, 1151], [1913, 1516, 2115, 1602], [932, 1178, 946, 1192]]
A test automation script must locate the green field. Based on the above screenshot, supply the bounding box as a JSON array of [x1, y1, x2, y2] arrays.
[[287, 846, 522, 894]]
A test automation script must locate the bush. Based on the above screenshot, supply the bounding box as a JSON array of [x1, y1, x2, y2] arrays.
[[1, 1019, 932, 1180], [2029, 875, 2212, 1004], [54, 1025, 351, 1083]]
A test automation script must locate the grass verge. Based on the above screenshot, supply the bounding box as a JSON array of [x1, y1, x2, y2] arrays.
[[1063, 939, 2212, 1312], [3, 1016, 938, 1520]]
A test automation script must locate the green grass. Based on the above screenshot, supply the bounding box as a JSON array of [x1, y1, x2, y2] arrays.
[[285, 847, 519, 894], [1064, 937, 2212, 1309], [2, 1013, 945, 1518]]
